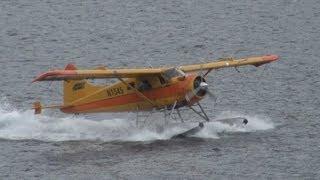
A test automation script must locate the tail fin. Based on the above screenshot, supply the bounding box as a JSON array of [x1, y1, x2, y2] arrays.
[[63, 64, 101, 105]]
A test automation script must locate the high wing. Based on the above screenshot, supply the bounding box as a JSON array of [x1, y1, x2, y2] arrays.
[[32, 54, 278, 82], [32, 67, 165, 82], [179, 54, 278, 72]]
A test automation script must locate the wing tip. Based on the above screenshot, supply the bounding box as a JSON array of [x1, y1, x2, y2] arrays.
[[32, 63, 77, 82], [32, 72, 52, 82], [262, 54, 279, 62]]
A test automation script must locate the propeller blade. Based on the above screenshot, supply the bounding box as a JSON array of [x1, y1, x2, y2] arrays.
[[206, 90, 217, 102]]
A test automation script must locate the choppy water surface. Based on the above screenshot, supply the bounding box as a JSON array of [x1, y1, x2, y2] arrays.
[[0, 0, 320, 179]]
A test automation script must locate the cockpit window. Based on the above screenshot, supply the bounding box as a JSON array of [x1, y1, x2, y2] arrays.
[[162, 68, 185, 80], [158, 76, 166, 85]]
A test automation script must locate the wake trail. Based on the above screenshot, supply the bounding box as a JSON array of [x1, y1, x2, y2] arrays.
[[0, 99, 274, 142]]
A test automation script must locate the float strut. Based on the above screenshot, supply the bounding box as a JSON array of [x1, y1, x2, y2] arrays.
[[197, 103, 210, 122], [176, 109, 184, 123]]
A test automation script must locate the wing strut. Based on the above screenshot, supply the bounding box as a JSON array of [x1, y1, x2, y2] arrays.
[[203, 69, 213, 77], [117, 77, 159, 108]]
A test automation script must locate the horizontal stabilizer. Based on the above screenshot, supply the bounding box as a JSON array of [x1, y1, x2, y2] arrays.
[[32, 101, 42, 114]]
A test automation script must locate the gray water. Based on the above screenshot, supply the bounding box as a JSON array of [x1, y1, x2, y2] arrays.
[[0, 0, 320, 179]]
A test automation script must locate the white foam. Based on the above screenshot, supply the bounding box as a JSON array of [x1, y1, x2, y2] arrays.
[[193, 111, 274, 139], [0, 99, 274, 142], [215, 111, 274, 131]]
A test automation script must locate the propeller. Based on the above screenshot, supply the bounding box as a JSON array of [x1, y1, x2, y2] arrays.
[[199, 78, 217, 102], [185, 75, 217, 103]]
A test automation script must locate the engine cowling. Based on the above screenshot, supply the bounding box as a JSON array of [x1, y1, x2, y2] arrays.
[[184, 75, 209, 104], [193, 76, 208, 97]]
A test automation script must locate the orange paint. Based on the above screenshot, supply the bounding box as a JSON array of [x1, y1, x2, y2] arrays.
[[61, 74, 197, 113]]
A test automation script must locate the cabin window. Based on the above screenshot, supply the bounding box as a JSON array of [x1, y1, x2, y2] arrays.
[[138, 80, 152, 91]]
